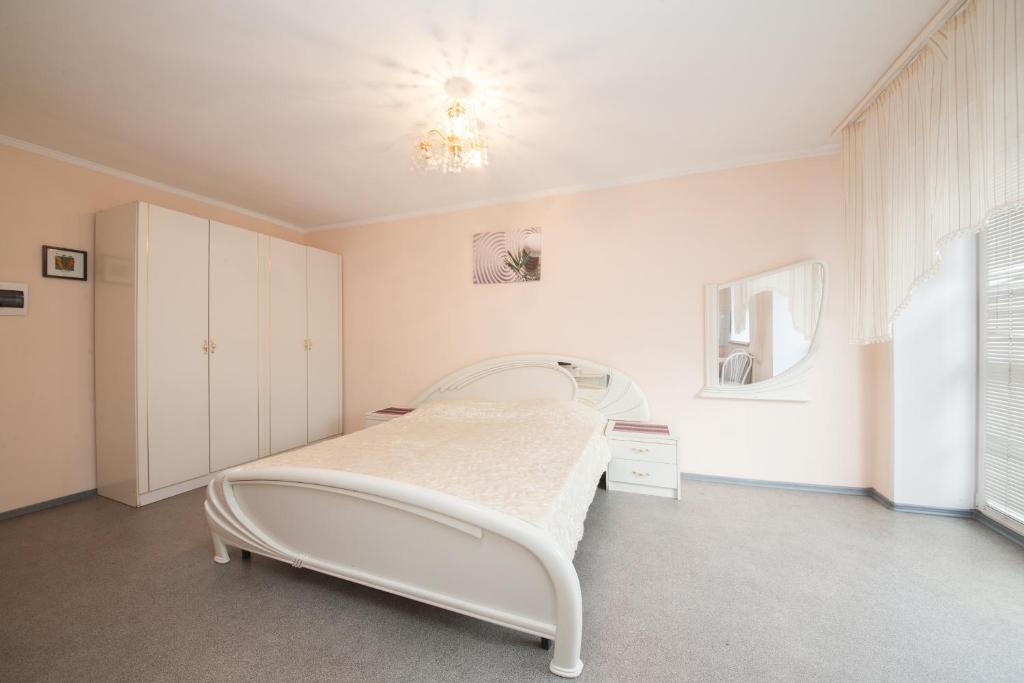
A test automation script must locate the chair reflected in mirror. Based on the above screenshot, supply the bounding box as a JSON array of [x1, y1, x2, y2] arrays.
[[720, 350, 754, 385], [702, 260, 826, 402]]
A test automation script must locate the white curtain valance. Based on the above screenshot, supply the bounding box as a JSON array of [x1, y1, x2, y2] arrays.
[[843, 0, 1024, 344]]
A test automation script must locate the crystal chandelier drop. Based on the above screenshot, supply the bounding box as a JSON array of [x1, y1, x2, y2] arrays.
[[413, 78, 489, 173]]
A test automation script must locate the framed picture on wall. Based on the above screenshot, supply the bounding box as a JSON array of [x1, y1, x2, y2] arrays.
[[472, 227, 541, 284], [42, 245, 88, 281]]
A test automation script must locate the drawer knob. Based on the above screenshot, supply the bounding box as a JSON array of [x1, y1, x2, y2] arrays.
[[631, 447, 649, 453], [631, 470, 650, 477]]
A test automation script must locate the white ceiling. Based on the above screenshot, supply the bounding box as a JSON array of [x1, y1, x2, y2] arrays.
[[0, 0, 944, 229]]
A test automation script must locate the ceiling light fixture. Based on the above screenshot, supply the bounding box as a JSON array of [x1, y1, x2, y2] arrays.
[[412, 77, 489, 174]]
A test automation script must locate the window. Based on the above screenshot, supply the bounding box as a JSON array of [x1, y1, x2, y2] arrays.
[[979, 205, 1024, 533]]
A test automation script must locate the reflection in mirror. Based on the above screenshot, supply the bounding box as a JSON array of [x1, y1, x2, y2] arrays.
[[702, 261, 826, 401], [716, 262, 823, 385]]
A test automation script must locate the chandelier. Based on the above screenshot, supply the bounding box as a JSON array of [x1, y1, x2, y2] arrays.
[[413, 77, 489, 173]]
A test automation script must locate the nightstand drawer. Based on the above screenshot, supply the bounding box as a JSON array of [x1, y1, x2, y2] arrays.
[[609, 440, 676, 465], [608, 458, 677, 489]]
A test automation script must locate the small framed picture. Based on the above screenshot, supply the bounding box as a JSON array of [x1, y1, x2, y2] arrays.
[[42, 245, 88, 281]]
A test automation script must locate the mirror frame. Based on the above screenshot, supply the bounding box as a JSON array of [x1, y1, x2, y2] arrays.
[[699, 259, 828, 402]]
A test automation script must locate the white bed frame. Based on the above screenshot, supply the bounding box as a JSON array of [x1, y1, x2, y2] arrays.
[[205, 354, 649, 678]]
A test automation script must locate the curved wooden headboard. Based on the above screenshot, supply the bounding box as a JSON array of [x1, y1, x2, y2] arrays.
[[414, 354, 651, 421]]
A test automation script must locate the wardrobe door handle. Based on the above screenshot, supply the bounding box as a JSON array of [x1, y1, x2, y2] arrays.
[[210, 339, 217, 353], [202, 339, 209, 354]]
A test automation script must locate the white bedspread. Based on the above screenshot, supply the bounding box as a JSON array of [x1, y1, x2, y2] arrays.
[[239, 399, 610, 558]]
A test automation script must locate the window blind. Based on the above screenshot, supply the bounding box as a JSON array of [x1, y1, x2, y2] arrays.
[[980, 204, 1024, 530]]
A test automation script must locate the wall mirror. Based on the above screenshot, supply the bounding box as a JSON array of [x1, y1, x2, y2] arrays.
[[700, 260, 826, 401]]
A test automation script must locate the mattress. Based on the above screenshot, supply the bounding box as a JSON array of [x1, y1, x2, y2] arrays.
[[239, 399, 611, 558]]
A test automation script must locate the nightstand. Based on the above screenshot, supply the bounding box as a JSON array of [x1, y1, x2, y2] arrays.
[[604, 420, 680, 499], [363, 407, 414, 429]]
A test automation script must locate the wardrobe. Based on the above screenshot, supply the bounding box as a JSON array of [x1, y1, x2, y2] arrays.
[[94, 202, 342, 506]]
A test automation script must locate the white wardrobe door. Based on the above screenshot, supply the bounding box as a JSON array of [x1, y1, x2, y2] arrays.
[[146, 206, 210, 490], [257, 235, 271, 457], [269, 237, 308, 453], [306, 247, 341, 442], [209, 222, 259, 471]]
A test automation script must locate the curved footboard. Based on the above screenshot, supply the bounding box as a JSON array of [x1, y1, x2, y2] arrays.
[[205, 467, 585, 678]]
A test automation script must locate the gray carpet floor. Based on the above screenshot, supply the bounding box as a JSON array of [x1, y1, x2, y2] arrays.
[[1, 481, 1022, 682]]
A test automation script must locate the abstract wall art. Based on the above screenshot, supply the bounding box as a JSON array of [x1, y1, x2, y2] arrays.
[[472, 227, 541, 284]]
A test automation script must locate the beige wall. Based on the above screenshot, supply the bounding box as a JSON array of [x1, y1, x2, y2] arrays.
[[0, 145, 302, 513], [308, 153, 875, 488], [864, 342, 894, 499]]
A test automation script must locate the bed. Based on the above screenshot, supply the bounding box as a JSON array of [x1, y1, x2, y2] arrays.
[[205, 354, 650, 678]]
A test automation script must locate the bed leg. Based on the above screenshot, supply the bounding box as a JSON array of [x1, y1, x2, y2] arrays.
[[549, 637, 583, 678], [241, 550, 251, 560], [548, 570, 584, 678], [540, 638, 551, 650], [212, 533, 231, 564]]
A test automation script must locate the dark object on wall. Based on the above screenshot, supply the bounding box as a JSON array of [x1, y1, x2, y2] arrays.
[[0, 288, 25, 308], [0, 282, 29, 315], [42, 245, 88, 281]]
